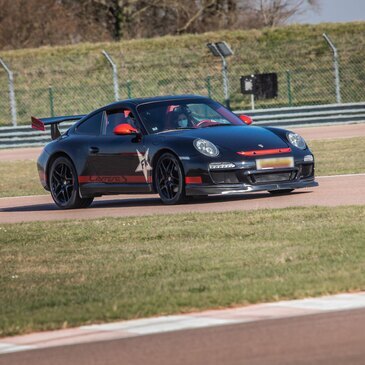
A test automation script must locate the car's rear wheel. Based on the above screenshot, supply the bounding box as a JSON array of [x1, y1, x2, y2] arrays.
[[49, 156, 94, 209], [155, 153, 186, 205], [268, 189, 294, 195]]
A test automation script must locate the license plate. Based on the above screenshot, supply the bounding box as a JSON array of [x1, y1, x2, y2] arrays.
[[256, 157, 294, 170]]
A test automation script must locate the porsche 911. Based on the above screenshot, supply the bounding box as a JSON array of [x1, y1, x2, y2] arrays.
[[32, 95, 318, 209]]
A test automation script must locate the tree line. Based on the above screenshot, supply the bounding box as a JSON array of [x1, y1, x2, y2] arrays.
[[0, 0, 319, 50]]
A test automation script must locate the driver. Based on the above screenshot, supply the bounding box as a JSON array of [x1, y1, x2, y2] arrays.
[[177, 112, 189, 128], [173, 107, 195, 129]]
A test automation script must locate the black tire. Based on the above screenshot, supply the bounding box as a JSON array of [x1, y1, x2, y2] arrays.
[[155, 153, 186, 205], [49, 156, 94, 209], [268, 189, 294, 195]]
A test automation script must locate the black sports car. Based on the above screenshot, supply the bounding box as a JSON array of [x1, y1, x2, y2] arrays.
[[32, 95, 318, 209]]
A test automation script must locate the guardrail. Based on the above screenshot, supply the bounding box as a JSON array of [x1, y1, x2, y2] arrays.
[[238, 102, 365, 126], [1, 102, 365, 149]]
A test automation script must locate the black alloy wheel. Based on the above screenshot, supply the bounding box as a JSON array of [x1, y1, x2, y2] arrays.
[[155, 153, 186, 204], [49, 157, 93, 209], [268, 189, 294, 195]]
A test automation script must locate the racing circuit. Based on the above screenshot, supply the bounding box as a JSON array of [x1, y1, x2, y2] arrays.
[[1, 9, 365, 364], [1, 123, 365, 365], [1, 123, 365, 224]]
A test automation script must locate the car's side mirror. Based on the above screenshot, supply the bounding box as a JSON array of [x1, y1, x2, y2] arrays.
[[239, 115, 253, 125], [113, 123, 138, 135]]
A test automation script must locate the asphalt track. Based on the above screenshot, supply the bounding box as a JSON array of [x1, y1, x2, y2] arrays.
[[2, 292, 365, 364], [0, 174, 364, 223], [1, 308, 365, 365], [1, 123, 365, 162]]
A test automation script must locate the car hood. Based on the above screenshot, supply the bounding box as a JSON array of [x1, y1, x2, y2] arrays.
[[162, 126, 289, 151]]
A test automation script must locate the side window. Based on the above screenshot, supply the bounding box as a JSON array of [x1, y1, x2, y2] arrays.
[[104, 109, 140, 136], [76, 112, 102, 135]]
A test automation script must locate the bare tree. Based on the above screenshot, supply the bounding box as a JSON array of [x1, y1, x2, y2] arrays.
[[0, 0, 321, 50], [69, 0, 250, 39], [0, 0, 110, 50], [246, 0, 319, 27]]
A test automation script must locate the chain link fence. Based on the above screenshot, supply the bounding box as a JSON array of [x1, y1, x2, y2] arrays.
[[0, 34, 364, 126]]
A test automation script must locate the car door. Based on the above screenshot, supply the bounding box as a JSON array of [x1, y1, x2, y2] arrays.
[[72, 110, 104, 182], [92, 108, 152, 192]]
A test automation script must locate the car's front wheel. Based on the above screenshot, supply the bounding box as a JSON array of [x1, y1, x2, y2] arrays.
[[155, 153, 186, 205], [49, 156, 94, 209]]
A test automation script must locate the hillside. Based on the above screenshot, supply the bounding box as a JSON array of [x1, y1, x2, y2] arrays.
[[0, 22, 364, 125]]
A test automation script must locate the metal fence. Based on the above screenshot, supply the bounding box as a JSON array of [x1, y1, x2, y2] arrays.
[[0, 34, 364, 126]]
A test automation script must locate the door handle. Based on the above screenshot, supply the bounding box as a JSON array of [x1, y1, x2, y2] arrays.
[[89, 146, 99, 154]]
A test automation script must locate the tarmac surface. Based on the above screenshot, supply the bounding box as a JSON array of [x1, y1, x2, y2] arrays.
[[1, 292, 365, 365], [0, 173, 364, 223]]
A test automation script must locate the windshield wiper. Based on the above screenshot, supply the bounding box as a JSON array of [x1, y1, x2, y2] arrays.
[[156, 128, 195, 134]]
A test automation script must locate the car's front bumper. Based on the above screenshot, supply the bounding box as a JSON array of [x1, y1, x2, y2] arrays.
[[185, 178, 318, 196]]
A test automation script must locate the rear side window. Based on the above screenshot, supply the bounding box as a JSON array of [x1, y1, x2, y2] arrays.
[[76, 112, 103, 135]]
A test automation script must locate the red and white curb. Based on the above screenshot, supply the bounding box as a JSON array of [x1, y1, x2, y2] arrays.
[[1, 291, 365, 355]]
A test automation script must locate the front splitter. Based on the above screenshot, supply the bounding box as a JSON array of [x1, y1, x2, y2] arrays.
[[186, 179, 318, 196]]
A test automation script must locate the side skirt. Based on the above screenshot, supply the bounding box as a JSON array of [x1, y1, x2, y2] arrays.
[[80, 183, 153, 198]]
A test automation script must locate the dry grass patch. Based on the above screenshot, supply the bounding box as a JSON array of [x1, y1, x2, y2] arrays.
[[0, 160, 44, 197]]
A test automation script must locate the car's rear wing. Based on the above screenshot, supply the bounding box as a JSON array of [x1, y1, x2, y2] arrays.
[[31, 115, 86, 140]]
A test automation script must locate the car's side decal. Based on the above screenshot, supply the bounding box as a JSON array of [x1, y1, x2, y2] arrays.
[[78, 175, 152, 184], [135, 148, 152, 182]]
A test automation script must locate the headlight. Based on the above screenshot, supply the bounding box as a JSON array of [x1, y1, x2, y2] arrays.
[[193, 139, 219, 157], [287, 132, 307, 150]]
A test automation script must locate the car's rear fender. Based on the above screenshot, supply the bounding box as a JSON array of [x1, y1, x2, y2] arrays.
[[44, 151, 75, 189]]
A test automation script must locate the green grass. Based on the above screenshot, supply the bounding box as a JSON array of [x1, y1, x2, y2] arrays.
[[0, 136, 364, 198], [308, 137, 365, 176], [0, 22, 364, 125], [0, 160, 44, 198], [1, 206, 364, 336]]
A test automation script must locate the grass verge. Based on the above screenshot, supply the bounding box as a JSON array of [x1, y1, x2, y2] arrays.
[[308, 137, 365, 176], [1, 136, 364, 198], [0, 160, 44, 198], [1, 206, 365, 337]]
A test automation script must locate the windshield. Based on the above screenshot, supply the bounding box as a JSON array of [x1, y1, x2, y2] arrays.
[[137, 100, 245, 134]]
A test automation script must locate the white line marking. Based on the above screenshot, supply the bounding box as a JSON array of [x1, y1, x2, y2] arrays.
[[79, 293, 365, 338], [268, 293, 365, 311], [81, 315, 186, 331], [1, 292, 365, 355], [81, 316, 237, 335], [0, 343, 35, 354], [317, 173, 365, 179]]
